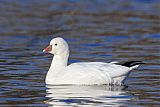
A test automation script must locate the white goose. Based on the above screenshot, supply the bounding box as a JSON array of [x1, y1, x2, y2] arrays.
[[43, 37, 143, 85]]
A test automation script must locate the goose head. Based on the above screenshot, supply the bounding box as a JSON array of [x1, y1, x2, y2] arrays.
[[43, 37, 69, 56]]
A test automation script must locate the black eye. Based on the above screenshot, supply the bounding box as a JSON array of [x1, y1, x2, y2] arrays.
[[55, 43, 58, 46]]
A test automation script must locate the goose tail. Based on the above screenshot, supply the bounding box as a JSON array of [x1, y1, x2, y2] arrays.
[[120, 61, 145, 69]]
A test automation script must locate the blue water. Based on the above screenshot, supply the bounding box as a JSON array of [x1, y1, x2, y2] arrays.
[[0, 0, 160, 107]]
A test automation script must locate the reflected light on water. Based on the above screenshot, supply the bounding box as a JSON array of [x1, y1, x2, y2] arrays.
[[45, 85, 132, 107]]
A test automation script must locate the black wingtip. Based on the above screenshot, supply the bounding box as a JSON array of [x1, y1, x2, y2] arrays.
[[119, 61, 145, 67]]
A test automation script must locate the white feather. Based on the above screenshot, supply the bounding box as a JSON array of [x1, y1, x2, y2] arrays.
[[44, 37, 139, 85]]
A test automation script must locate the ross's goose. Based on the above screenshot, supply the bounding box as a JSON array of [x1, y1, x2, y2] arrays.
[[43, 37, 144, 85]]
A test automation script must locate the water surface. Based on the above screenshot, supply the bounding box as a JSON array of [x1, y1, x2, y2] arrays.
[[0, 0, 160, 107]]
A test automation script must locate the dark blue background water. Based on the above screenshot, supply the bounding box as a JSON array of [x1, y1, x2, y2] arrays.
[[0, 0, 159, 107]]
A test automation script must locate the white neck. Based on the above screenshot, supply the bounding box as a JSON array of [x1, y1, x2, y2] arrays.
[[50, 53, 69, 69], [46, 51, 69, 81]]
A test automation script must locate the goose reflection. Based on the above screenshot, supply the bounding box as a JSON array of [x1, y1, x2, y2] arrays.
[[45, 85, 133, 107]]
